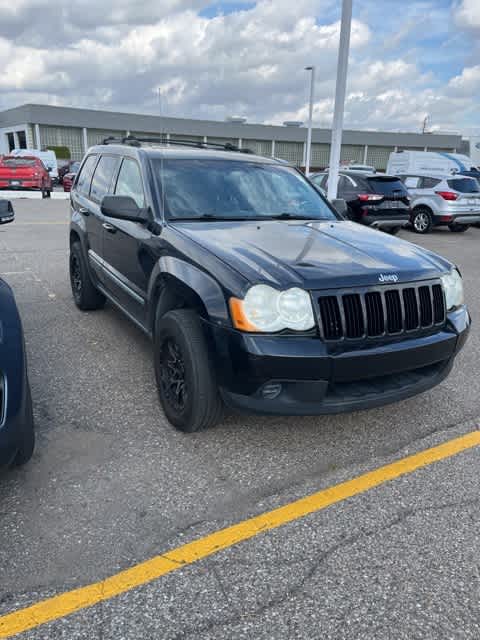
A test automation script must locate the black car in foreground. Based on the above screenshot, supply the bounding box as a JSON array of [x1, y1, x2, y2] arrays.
[[69, 138, 470, 432], [0, 201, 35, 467], [310, 169, 411, 233]]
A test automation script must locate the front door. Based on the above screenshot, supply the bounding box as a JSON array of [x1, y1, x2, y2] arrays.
[[101, 157, 154, 325]]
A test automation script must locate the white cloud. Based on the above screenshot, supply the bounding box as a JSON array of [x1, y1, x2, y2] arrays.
[[448, 65, 480, 94], [0, 0, 477, 135], [455, 0, 480, 30]]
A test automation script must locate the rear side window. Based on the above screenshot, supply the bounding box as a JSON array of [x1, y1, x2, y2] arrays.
[[366, 177, 409, 196], [421, 177, 442, 189], [403, 176, 420, 188], [76, 155, 97, 197], [90, 155, 120, 204], [114, 158, 145, 208], [310, 174, 326, 187], [447, 178, 480, 193]]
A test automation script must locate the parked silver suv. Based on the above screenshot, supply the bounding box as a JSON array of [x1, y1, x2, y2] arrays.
[[399, 174, 480, 233]]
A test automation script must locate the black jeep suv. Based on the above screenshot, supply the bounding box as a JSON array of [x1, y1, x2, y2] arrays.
[[69, 138, 470, 432]]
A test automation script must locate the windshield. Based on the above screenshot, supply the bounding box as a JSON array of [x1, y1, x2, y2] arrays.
[[70, 162, 81, 173], [1, 158, 37, 167], [447, 178, 480, 193], [153, 158, 337, 221]]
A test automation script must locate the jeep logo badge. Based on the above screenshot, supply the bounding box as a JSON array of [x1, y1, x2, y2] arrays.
[[378, 274, 399, 283]]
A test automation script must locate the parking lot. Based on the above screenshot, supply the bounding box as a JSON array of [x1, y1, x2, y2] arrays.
[[0, 199, 479, 639]]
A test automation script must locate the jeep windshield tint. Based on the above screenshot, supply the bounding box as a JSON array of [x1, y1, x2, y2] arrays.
[[154, 159, 337, 221]]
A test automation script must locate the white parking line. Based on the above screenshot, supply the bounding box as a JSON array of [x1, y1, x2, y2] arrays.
[[0, 191, 70, 200]]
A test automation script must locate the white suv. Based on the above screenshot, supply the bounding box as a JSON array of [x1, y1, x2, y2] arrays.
[[400, 174, 480, 233]]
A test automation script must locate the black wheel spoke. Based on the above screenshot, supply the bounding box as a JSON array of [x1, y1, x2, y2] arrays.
[[159, 337, 188, 413]]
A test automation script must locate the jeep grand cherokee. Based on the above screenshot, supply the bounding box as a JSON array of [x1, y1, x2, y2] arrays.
[[68, 137, 470, 432]]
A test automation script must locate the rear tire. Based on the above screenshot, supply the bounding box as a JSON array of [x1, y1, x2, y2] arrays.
[[154, 309, 223, 432], [412, 207, 433, 234], [12, 384, 35, 466], [69, 241, 106, 311], [448, 223, 469, 232]]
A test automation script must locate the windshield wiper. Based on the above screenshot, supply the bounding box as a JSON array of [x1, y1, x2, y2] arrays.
[[169, 214, 247, 221], [169, 213, 327, 222], [265, 213, 322, 220]]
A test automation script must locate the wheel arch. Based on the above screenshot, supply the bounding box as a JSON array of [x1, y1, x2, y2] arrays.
[[147, 257, 231, 336], [412, 203, 434, 215], [69, 228, 82, 247]]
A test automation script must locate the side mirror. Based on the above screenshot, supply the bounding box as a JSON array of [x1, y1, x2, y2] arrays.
[[332, 198, 348, 216], [0, 200, 15, 225], [101, 195, 148, 223]]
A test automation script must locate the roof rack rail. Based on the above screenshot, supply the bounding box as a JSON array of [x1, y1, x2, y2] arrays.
[[102, 135, 254, 154]]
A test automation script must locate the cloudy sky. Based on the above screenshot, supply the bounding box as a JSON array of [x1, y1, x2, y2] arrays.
[[0, 0, 479, 133]]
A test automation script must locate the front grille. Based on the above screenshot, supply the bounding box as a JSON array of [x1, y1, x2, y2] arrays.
[[317, 281, 446, 341]]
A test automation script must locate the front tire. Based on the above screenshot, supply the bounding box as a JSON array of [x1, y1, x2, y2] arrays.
[[154, 309, 223, 432], [412, 207, 433, 234], [448, 223, 469, 232], [69, 241, 106, 311]]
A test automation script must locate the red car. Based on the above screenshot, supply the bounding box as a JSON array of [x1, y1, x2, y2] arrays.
[[62, 162, 81, 192], [0, 156, 52, 196]]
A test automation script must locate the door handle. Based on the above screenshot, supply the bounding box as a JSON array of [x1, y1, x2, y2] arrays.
[[102, 222, 117, 233], [78, 207, 90, 216]]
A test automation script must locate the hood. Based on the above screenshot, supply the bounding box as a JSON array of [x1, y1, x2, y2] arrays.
[[173, 220, 453, 290]]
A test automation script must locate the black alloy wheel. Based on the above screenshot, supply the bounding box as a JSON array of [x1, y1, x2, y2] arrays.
[[158, 338, 188, 414], [154, 309, 223, 432], [69, 242, 106, 310]]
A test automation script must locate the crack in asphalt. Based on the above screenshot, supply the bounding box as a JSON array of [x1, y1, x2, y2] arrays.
[[171, 497, 480, 639]]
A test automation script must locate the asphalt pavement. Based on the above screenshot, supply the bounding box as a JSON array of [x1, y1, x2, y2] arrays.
[[0, 200, 479, 639]]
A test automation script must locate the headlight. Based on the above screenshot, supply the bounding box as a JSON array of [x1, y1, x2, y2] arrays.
[[230, 285, 315, 332], [441, 269, 464, 310]]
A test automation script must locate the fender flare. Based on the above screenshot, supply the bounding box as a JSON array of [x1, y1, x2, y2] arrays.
[[147, 257, 231, 330]]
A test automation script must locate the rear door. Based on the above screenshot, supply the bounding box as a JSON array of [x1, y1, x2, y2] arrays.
[[101, 156, 152, 323], [71, 154, 120, 285]]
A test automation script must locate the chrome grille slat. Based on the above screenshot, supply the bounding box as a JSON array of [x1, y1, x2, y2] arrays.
[[317, 281, 446, 342]]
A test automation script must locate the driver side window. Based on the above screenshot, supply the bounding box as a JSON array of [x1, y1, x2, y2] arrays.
[[115, 158, 145, 208]]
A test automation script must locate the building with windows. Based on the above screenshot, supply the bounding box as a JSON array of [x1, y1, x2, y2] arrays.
[[0, 103, 463, 171]]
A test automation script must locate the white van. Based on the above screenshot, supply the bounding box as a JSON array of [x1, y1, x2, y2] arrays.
[[10, 148, 59, 183], [387, 151, 480, 180]]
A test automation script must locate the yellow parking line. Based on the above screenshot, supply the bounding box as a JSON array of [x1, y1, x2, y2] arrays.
[[1, 430, 479, 638]]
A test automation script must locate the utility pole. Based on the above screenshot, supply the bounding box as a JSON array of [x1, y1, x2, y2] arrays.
[[304, 66, 316, 176], [327, 0, 353, 201]]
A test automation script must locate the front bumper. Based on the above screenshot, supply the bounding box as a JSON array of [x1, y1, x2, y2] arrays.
[[208, 307, 470, 416]]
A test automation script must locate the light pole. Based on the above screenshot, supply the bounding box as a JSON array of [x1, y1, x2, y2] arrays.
[[327, 0, 352, 201], [304, 66, 315, 176]]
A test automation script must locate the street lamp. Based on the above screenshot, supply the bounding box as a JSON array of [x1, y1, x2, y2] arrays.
[[327, 0, 353, 200], [304, 66, 315, 176]]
